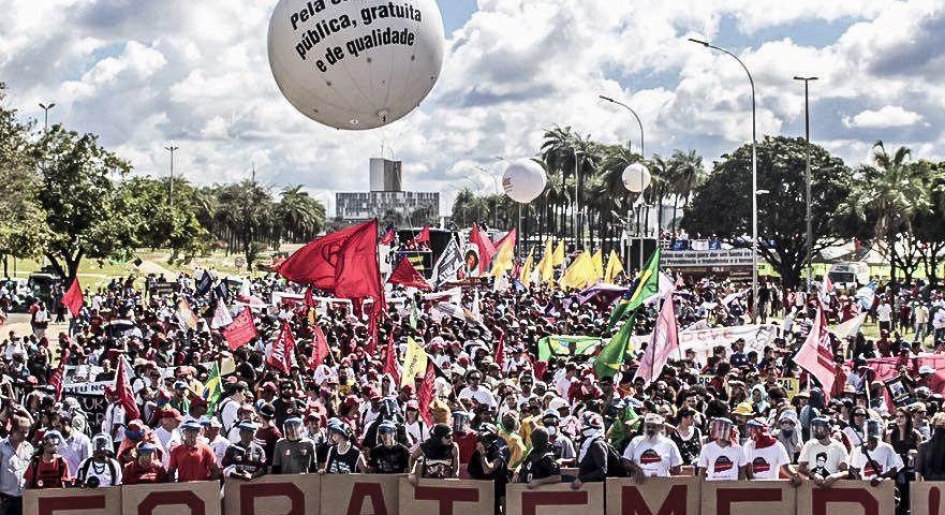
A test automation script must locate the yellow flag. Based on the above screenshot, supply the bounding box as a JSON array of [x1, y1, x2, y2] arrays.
[[538, 237, 555, 283], [401, 337, 428, 388], [552, 240, 566, 266], [560, 251, 597, 289], [520, 247, 535, 285], [490, 229, 517, 278], [591, 249, 604, 280], [604, 249, 625, 283]]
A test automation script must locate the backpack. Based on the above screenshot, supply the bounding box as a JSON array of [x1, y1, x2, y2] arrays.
[[604, 440, 630, 477]]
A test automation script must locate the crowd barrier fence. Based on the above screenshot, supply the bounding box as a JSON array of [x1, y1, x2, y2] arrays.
[[22, 474, 931, 515]]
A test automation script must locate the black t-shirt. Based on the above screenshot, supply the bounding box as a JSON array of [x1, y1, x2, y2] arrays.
[[367, 444, 410, 474], [468, 448, 509, 482], [518, 450, 559, 483], [326, 444, 361, 474]]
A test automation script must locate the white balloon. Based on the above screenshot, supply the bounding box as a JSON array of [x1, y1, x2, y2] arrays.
[[502, 159, 547, 204], [622, 163, 651, 193], [267, 0, 446, 130]]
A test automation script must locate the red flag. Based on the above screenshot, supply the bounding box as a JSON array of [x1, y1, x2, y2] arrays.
[[277, 220, 385, 347], [268, 321, 296, 374], [61, 278, 84, 317], [116, 356, 140, 420], [49, 349, 69, 401], [793, 306, 837, 396], [383, 332, 401, 385], [309, 324, 330, 371], [633, 292, 679, 385], [222, 308, 257, 351], [388, 257, 432, 291], [415, 225, 431, 244], [380, 223, 396, 245], [417, 362, 436, 426], [469, 224, 496, 273], [494, 330, 506, 370]]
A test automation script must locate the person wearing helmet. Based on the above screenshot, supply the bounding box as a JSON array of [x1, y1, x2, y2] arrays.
[[403, 400, 428, 452], [272, 417, 317, 474], [541, 409, 576, 467], [122, 443, 168, 485], [75, 434, 122, 488], [743, 419, 800, 484], [365, 421, 410, 474], [24, 431, 70, 489], [573, 412, 609, 490], [468, 424, 509, 514], [798, 417, 849, 487], [517, 427, 561, 488], [408, 423, 459, 484], [849, 418, 902, 486], [321, 422, 362, 474], [168, 420, 219, 482], [363, 397, 409, 449], [621, 414, 682, 481], [697, 418, 745, 481], [222, 421, 267, 481]]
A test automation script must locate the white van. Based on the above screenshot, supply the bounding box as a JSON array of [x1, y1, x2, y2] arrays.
[[827, 262, 870, 293]]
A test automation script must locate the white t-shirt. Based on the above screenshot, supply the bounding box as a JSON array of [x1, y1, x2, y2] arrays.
[[457, 387, 497, 409], [743, 440, 790, 479], [623, 435, 683, 477], [799, 439, 849, 478], [697, 441, 744, 481], [876, 304, 892, 322], [849, 442, 903, 478]]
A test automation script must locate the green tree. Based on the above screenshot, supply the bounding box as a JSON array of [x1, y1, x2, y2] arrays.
[[275, 185, 326, 243], [838, 141, 930, 285], [116, 176, 209, 263], [214, 180, 275, 270], [37, 126, 135, 280], [0, 83, 48, 276], [684, 136, 853, 288], [915, 162, 945, 285]]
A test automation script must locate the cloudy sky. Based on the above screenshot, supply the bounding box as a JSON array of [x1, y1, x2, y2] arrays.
[[1, 0, 942, 216]]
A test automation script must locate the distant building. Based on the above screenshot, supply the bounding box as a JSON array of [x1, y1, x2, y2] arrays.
[[336, 158, 439, 222]]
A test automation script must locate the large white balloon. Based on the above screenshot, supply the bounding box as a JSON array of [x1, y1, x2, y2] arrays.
[[502, 160, 547, 204], [268, 0, 446, 130], [622, 163, 652, 193]]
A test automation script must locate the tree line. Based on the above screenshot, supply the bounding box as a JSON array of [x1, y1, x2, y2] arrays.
[[454, 127, 945, 289], [0, 84, 326, 278]]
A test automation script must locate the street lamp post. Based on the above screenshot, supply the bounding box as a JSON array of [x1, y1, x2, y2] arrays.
[[164, 145, 179, 208], [599, 95, 647, 269], [689, 38, 759, 323], [794, 76, 818, 294], [38, 103, 56, 132], [573, 148, 582, 251]]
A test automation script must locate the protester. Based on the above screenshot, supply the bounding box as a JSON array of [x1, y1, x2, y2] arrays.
[[121, 443, 168, 485], [221, 421, 267, 480], [24, 431, 69, 489], [168, 420, 218, 482], [74, 434, 122, 488]]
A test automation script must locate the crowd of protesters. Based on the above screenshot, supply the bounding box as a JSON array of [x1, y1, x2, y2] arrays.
[[0, 258, 943, 515]]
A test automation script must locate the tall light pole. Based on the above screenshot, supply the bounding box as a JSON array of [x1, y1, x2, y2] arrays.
[[574, 148, 582, 251], [794, 76, 818, 294], [689, 38, 759, 322], [599, 95, 647, 269], [164, 145, 179, 208], [38, 103, 56, 132]]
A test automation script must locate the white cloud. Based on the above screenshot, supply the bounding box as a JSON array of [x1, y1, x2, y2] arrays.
[[843, 106, 924, 129], [2, 0, 944, 217]]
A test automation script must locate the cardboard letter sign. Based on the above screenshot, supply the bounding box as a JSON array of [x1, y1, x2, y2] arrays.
[[122, 480, 221, 515], [506, 482, 604, 515], [606, 477, 700, 515], [24, 486, 121, 515], [223, 474, 321, 515], [701, 480, 795, 515], [913, 481, 945, 515], [796, 480, 894, 515], [398, 478, 493, 515], [321, 474, 401, 515]]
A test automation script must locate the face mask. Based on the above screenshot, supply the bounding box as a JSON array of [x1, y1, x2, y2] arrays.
[[582, 427, 599, 438], [546, 427, 557, 437]]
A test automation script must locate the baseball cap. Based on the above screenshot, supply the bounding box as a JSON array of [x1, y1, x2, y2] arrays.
[[181, 420, 202, 431]]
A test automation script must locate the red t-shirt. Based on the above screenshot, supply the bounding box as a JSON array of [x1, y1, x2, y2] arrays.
[[25, 456, 70, 489], [169, 443, 216, 482], [123, 461, 169, 485]]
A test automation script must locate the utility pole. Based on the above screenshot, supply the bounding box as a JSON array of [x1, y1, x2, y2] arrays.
[[794, 76, 818, 293], [164, 145, 179, 208]]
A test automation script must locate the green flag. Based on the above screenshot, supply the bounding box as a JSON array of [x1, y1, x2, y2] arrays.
[[204, 362, 223, 413], [536, 336, 602, 361], [608, 248, 660, 328], [595, 313, 636, 379]]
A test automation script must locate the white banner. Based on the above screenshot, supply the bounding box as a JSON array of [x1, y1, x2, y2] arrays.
[[631, 324, 780, 363]]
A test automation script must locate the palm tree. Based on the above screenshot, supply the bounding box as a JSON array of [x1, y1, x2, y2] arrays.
[[276, 185, 326, 242], [846, 141, 929, 286], [668, 149, 703, 232]]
